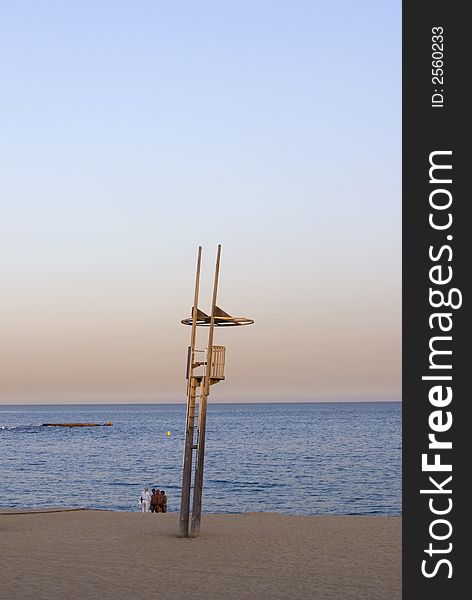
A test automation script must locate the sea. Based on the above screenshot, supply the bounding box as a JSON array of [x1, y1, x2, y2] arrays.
[[0, 402, 401, 516]]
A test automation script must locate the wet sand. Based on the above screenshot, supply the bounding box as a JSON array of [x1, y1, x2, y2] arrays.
[[0, 510, 401, 600]]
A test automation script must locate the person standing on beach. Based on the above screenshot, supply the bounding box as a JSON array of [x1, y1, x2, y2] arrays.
[[161, 490, 167, 513], [156, 489, 162, 512], [150, 488, 159, 513], [140, 487, 151, 513]]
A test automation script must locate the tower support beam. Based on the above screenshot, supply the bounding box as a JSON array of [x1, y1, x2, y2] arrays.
[[179, 246, 202, 537], [190, 244, 221, 537]]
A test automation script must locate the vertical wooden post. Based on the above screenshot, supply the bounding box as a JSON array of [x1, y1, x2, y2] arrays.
[[179, 246, 202, 537], [190, 244, 221, 537]]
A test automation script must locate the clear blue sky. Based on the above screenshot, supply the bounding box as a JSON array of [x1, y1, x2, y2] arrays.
[[0, 1, 401, 403]]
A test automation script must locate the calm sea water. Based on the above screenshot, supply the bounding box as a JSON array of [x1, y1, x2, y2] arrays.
[[0, 402, 401, 515]]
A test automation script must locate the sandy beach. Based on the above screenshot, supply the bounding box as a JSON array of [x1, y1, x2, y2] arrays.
[[0, 510, 400, 600]]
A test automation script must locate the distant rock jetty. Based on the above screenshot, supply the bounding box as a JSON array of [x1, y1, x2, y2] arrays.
[[41, 422, 113, 428]]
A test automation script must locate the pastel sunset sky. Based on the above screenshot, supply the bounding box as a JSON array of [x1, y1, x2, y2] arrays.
[[0, 1, 400, 403]]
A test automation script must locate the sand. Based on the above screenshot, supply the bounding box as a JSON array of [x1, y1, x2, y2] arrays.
[[0, 510, 401, 600]]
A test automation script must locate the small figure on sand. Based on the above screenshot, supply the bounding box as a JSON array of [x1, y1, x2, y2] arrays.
[[160, 490, 167, 513], [140, 487, 151, 513], [150, 488, 159, 513]]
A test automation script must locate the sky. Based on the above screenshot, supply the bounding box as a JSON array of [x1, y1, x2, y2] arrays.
[[0, 1, 401, 404]]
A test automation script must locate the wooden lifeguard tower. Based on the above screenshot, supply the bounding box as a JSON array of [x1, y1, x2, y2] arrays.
[[179, 245, 253, 537]]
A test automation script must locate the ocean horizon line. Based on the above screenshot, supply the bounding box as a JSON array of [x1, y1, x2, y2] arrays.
[[0, 399, 402, 407]]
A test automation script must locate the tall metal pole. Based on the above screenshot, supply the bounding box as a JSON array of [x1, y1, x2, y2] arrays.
[[179, 246, 202, 537], [190, 244, 221, 537]]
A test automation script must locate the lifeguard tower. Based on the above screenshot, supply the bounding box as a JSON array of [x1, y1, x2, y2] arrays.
[[179, 245, 253, 537]]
